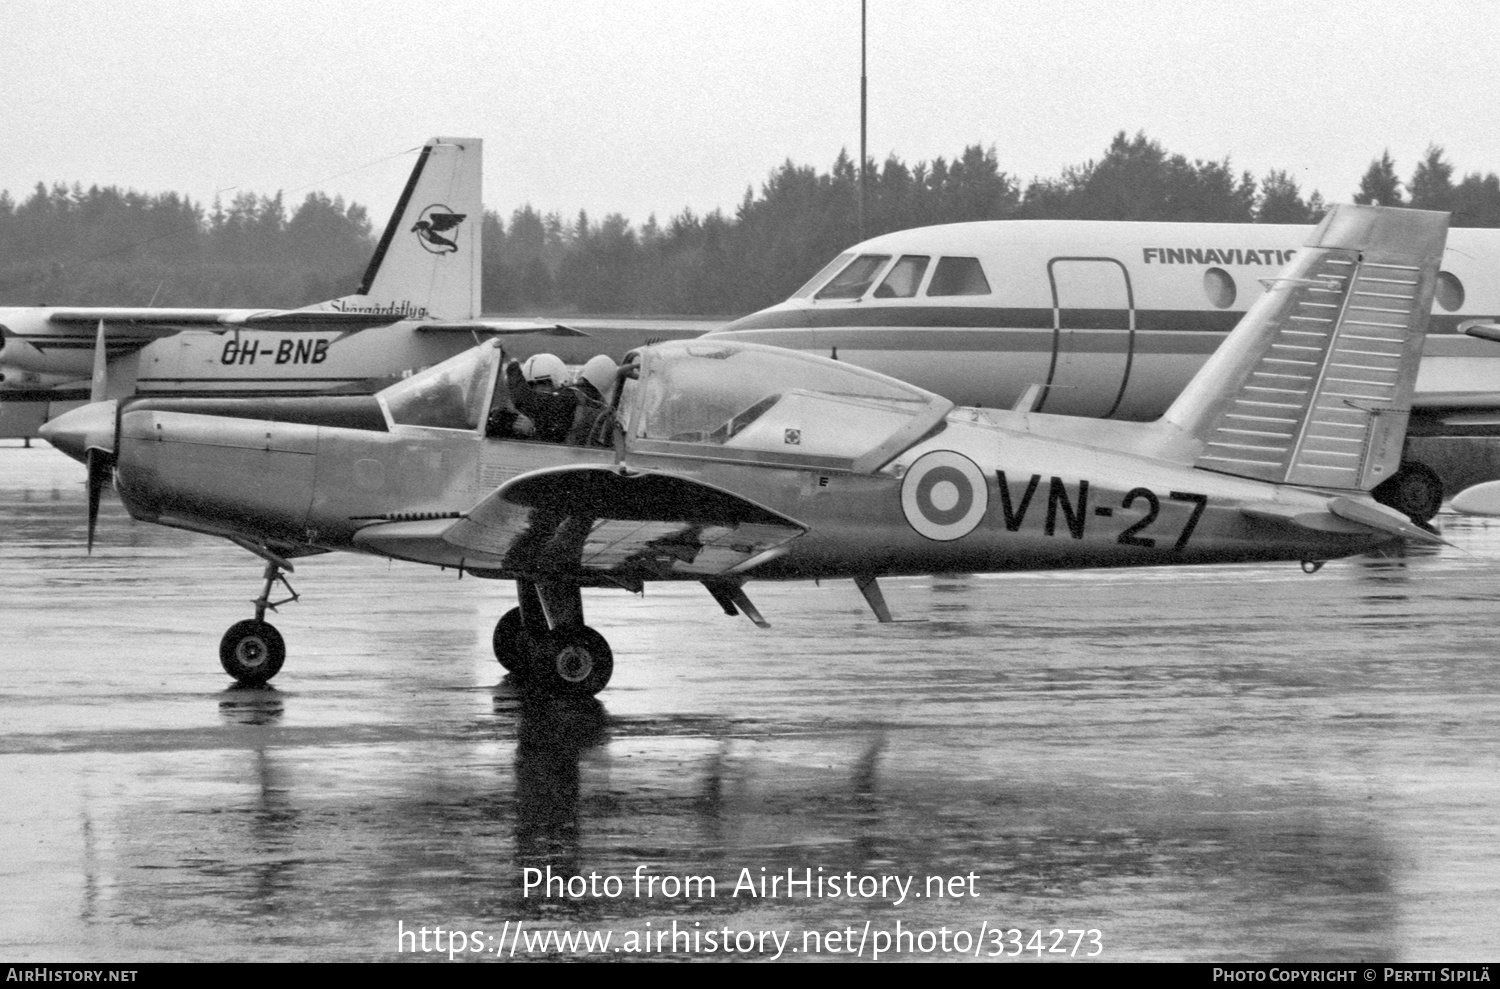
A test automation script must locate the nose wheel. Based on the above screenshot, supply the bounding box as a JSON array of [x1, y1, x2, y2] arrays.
[[220, 619, 286, 685], [220, 554, 299, 686]]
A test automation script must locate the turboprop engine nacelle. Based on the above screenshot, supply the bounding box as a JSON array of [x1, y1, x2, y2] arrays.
[[0, 365, 81, 390]]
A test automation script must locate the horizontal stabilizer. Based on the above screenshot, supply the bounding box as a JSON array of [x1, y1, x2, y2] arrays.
[[1240, 501, 1373, 536], [1325, 496, 1446, 544], [228, 310, 416, 328], [416, 320, 590, 337], [1240, 497, 1445, 544]]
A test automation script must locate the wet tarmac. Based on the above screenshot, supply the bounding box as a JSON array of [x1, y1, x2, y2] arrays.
[[4, 442, 1500, 962]]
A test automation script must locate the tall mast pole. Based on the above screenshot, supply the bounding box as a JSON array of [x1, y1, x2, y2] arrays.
[[859, 0, 867, 243]]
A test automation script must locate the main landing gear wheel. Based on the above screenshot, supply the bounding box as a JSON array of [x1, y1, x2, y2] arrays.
[[220, 619, 286, 686], [529, 626, 613, 697], [1373, 461, 1444, 524], [493, 607, 530, 673]]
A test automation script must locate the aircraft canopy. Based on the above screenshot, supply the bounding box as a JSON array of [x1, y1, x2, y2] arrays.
[[379, 338, 502, 431], [623, 340, 951, 469]]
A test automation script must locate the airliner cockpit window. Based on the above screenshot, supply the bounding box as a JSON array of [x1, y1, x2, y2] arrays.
[[792, 253, 854, 298], [926, 256, 992, 296], [873, 255, 930, 298], [815, 254, 891, 300], [381, 340, 500, 431]]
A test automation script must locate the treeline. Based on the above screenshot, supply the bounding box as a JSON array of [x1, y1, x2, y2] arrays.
[[6, 133, 1500, 315], [0, 186, 372, 307], [484, 133, 1500, 315]]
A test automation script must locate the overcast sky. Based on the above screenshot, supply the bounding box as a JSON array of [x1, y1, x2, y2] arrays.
[[8, 0, 1499, 229]]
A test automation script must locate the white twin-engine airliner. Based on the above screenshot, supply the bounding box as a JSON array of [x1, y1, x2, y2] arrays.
[[709, 219, 1500, 520]]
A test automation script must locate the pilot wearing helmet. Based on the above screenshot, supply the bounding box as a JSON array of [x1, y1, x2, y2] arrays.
[[505, 353, 582, 443], [567, 354, 619, 447]]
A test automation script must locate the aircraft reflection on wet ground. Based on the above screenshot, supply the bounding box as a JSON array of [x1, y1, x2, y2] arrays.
[[5, 445, 1500, 961]]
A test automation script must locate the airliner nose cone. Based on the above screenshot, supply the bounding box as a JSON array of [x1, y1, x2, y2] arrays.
[[39, 400, 117, 464]]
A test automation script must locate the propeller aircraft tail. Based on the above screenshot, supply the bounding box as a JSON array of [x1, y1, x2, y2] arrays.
[[294, 136, 482, 322], [1158, 205, 1449, 494]]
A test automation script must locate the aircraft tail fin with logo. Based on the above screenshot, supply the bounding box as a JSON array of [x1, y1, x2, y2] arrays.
[[299, 137, 482, 322], [1157, 204, 1448, 493]]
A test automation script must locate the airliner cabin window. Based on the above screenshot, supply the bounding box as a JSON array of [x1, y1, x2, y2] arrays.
[[792, 253, 854, 298], [926, 256, 992, 296], [815, 254, 891, 300], [873, 255, 930, 298]]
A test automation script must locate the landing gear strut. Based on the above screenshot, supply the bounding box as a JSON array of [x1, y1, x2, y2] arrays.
[[220, 558, 298, 686], [494, 579, 613, 697]]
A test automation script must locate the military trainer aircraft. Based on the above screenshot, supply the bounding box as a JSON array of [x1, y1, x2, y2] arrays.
[[43, 204, 1450, 697]]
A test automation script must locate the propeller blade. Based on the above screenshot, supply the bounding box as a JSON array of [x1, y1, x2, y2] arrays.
[[85, 447, 110, 554], [90, 319, 107, 404]]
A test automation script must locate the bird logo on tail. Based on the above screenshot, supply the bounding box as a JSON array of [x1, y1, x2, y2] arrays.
[[411, 204, 466, 254]]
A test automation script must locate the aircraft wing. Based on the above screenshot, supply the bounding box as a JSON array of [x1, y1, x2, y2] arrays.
[[439, 464, 807, 579], [415, 319, 590, 337], [45, 308, 421, 331]]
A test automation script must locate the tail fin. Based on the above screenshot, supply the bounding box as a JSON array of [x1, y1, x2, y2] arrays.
[[302, 137, 482, 321], [1159, 204, 1448, 491]]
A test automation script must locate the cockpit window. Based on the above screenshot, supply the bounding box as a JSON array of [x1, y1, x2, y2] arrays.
[[815, 254, 891, 300], [873, 255, 930, 298], [380, 340, 501, 430], [791, 253, 854, 298], [926, 256, 992, 296], [624, 341, 938, 462]]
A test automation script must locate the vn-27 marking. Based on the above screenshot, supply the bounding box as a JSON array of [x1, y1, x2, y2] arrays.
[[996, 471, 1207, 550]]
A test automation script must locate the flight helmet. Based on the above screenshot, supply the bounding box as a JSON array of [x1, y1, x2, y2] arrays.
[[577, 354, 618, 402], [521, 353, 567, 390]]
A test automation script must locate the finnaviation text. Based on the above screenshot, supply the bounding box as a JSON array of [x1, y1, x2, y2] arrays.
[[1143, 247, 1296, 266]]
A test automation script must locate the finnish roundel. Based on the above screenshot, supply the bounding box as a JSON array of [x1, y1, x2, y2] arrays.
[[901, 450, 988, 541]]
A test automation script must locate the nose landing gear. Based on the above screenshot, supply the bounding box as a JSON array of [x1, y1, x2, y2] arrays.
[[219, 555, 299, 686]]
